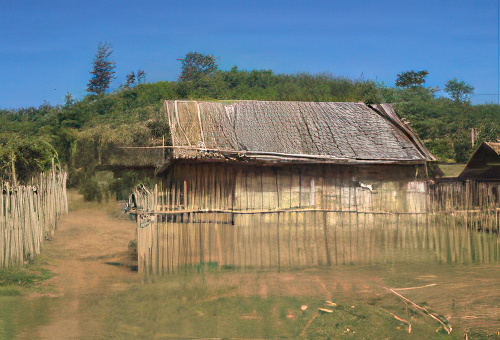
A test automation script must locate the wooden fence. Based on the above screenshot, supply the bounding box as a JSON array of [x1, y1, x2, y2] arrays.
[[135, 180, 500, 276], [0, 168, 68, 267], [430, 180, 500, 232]]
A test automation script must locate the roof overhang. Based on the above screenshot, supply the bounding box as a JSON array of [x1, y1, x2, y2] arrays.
[[155, 152, 428, 176]]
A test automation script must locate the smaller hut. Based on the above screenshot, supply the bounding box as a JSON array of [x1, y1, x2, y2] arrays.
[[459, 142, 500, 181]]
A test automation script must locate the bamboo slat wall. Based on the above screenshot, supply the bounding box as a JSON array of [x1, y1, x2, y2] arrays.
[[135, 163, 430, 275], [0, 168, 68, 268], [429, 180, 500, 232]]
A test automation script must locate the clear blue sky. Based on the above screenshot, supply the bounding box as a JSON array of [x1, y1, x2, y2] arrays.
[[1, 0, 498, 108]]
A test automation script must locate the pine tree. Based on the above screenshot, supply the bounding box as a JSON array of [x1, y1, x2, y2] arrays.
[[87, 42, 116, 95]]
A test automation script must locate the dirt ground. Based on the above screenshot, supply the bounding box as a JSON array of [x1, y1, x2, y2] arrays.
[[17, 203, 138, 340]]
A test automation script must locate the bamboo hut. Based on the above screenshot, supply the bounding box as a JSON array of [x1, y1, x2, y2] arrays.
[[137, 100, 438, 274], [157, 100, 436, 210]]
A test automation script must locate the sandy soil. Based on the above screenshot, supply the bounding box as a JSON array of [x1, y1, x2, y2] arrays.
[[17, 206, 137, 340]]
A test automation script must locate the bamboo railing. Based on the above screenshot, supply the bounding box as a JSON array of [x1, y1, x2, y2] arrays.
[[0, 167, 68, 268]]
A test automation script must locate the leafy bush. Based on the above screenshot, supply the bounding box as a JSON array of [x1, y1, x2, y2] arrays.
[[0, 133, 58, 183], [79, 171, 114, 202], [425, 139, 455, 163]]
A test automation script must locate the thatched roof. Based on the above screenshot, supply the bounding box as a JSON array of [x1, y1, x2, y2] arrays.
[[164, 100, 435, 165], [459, 142, 500, 180]]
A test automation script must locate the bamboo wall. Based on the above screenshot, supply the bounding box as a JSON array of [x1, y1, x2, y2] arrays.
[[151, 163, 427, 213], [0, 168, 68, 268], [136, 163, 433, 275], [429, 180, 500, 232]]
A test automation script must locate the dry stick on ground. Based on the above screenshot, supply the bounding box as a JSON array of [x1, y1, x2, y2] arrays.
[[392, 283, 437, 291], [385, 287, 452, 334], [299, 312, 319, 337], [380, 307, 412, 333]]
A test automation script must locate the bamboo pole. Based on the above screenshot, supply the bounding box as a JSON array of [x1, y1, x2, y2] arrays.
[[275, 167, 281, 272], [288, 168, 293, 269], [1, 168, 68, 268]]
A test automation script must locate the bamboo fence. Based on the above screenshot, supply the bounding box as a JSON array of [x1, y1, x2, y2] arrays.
[[134, 173, 500, 276], [0, 167, 68, 268]]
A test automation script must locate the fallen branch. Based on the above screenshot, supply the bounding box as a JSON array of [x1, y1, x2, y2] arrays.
[[385, 287, 452, 334], [299, 312, 319, 337], [380, 307, 412, 333], [392, 283, 437, 291]]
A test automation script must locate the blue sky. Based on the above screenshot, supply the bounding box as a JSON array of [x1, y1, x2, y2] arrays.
[[1, 0, 498, 108]]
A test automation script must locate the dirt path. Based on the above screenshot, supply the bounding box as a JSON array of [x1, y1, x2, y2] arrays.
[[18, 205, 137, 339]]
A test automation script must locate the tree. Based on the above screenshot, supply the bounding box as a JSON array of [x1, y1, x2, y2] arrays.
[[395, 70, 429, 88], [444, 78, 474, 103], [64, 93, 75, 107], [137, 70, 146, 84], [124, 72, 136, 88], [178, 52, 218, 82], [87, 42, 116, 95], [122, 70, 145, 89]]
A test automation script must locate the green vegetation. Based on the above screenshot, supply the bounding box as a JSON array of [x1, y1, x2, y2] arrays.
[[0, 258, 53, 292], [0, 133, 57, 182], [0, 296, 55, 340], [1, 50, 499, 195], [439, 163, 466, 177], [445, 78, 475, 103], [179, 51, 219, 82], [0, 266, 52, 288], [395, 69, 429, 88], [0, 257, 55, 339]]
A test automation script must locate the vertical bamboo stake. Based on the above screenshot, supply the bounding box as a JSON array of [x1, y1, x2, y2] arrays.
[[348, 170, 353, 264], [11, 154, 17, 187], [288, 168, 293, 269], [293, 169, 300, 269], [215, 166, 223, 267], [275, 167, 281, 271], [299, 168, 308, 267], [260, 167, 265, 269], [312, 176, 320, 265], [335, 167, 340, 265], [322, 166, 331, 266], [153, 184, 158, 275], [244, 170, 251, 268], [354, 175, 360, 263]]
